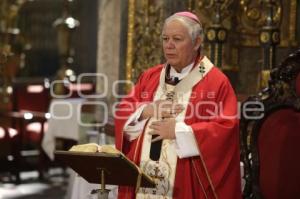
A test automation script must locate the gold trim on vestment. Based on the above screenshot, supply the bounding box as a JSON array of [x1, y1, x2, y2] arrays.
[[192, 160, 209, 199]]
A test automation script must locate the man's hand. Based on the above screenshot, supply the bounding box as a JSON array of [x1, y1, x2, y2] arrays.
[[148, 118, 176, 142], [139, 100, 184, 120]]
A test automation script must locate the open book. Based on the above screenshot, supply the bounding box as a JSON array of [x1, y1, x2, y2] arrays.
[[69, 143, 120, 154], [55, 143, 156, 189]]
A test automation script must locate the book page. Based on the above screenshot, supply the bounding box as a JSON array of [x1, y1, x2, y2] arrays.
[[69, 143, 120, 154]]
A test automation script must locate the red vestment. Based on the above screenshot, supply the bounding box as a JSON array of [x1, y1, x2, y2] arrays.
[[114, 62, 242, 199]]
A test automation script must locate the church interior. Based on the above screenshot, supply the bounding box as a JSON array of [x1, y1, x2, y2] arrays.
[[0, 0, 299, 198]]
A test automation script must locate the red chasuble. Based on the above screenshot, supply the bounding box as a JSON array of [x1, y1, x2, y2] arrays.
[[115, 57, 242, 199]]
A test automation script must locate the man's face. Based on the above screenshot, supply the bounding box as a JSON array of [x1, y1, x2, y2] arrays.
[[162, 20, 199, 71]]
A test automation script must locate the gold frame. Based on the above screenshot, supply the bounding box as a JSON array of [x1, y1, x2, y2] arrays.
[[126, 0, 135, 85], [281, 0, 298, 46], [125, 0, 164, 84]]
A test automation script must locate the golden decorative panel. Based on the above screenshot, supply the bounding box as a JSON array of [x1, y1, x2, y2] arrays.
[[189, 0, 234, 30], [281, 0, 298, 46], [191, 0, 237, 69], [190, 0, 297, 48], [126, 0, 299, 82], [126, 0, 164, 82], [236, 0, 282, 46]]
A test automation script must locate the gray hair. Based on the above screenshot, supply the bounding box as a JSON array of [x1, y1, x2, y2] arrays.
[[163, 14, 204, 44]]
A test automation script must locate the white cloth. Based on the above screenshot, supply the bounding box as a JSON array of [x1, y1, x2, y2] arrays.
[[123, 63, 200, 159], [42, 98, 87, 160], [123, 104, 148, 141], [64, 144, 118, 199], [65, 169, 118, 199], [169, 62, 193, 80], [174, 122, 199, 158]]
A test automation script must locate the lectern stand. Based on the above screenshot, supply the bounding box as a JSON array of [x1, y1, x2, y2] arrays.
[[55, 151, 155, 199]]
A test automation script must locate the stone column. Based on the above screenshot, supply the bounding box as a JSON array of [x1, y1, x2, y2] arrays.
[[96, 0, 121, 110]]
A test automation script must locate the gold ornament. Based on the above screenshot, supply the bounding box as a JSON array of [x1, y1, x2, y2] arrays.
[[260, 32, 270, 43], [218, 30, 226, 41], [207, 30, 216, 41], [272, 32, 280, 43]]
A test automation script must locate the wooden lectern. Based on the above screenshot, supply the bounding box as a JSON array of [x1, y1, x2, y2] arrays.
[[55, 151, 155, 199]]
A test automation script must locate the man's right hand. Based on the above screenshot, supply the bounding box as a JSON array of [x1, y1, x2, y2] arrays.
[[139, 100, 184, 120]]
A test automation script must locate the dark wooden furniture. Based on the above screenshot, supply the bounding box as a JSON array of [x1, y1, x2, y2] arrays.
[[0, 80, 51, 181], [240, 49, 300, 199], [0, 126, 20, 183]]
